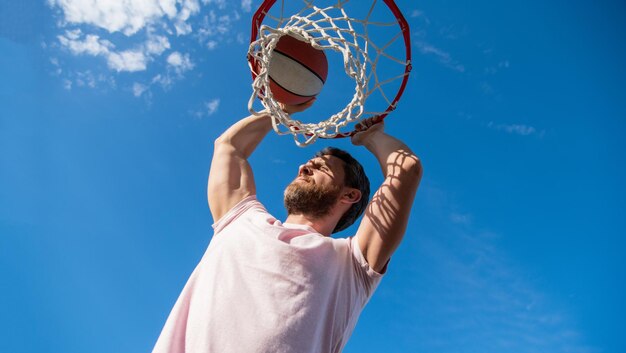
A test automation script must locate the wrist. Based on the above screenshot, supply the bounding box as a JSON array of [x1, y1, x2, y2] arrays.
[[362, 130, 386, 151]]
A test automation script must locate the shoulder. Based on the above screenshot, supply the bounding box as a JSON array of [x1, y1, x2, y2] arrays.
[[348, 235, 387, 278], [212, 195, 270, 234], [326, 236, 385, 300]]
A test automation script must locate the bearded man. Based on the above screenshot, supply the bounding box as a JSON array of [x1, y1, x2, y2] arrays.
[[153, 101, 422, 353]]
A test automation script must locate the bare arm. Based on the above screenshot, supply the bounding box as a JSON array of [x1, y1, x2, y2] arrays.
[[352, 120, 423, 272], [208, 101, 314, 222], [207, 112, 273, 222]]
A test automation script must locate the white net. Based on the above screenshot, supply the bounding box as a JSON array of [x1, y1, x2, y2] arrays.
[[248, 0, 411, 146]]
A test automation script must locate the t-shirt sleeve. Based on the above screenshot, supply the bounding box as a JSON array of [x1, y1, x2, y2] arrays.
[[212, 195, 264, 234], [348, 235, 385, 298]]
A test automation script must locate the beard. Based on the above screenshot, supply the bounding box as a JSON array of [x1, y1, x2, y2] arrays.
[[284, 178, 343, 219]]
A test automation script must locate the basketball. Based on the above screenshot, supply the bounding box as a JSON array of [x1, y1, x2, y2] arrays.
[[267, 34, 328, 105]]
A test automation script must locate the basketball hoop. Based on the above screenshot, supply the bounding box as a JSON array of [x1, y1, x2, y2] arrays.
[[248, 0, 412, 147]]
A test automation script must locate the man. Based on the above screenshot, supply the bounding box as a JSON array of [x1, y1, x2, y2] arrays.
[[153, 102, 422, 353]]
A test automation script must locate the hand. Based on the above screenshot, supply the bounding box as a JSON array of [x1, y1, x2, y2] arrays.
[[279, 98, 316, 115], [351, 117, 385, 146]]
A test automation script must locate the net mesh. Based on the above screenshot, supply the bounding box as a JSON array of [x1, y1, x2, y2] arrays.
[[248, 0, 410, 146]]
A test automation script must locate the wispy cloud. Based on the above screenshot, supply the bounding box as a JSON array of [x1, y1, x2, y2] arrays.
[[485, 60, 511, 75], [410, 9, 464, 72], [57, 29, 112, 56], [205, 98, 220, 116], [439, 24, 468, 40], [148, 51, 194, 90], [487, 121, 545, 137], [58, 68, 116, 90], [132, 82, 149, 97], [166, 51, 194, 74], [48, 0, 182, 35], [197, 10, 238, 46], [57, 29, 170, 72], [190, 98, 220, 119], [47, 0, 247, 92], [63, 79, 72, 90], [241, 0, 252, 12], [173, 0, 201, 35], [450, 212, 472, 225], [202, 0, 227, 9], [410, 9, 429, 22], [414, 40, 465, 73], [383, 185, 597, 353], [206, 40, 218, 50]]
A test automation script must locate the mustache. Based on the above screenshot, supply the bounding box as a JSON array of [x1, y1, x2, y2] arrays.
[[294, 175, 313, 183]]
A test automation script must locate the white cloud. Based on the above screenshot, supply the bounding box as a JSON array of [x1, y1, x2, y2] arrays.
[[189, 98, 220, 118], [410, 9, 430, 25], [241, 0, 252, 12], [206, 40, 218, 50], [133, 82, 149, 97], [202, 0, 226, 9], [504, 124, 536, 135], [58, 30, 113, 56], [63, 79, 72, 90], [60, 69, 116, 90], [49, 0, 247, 92], [166, 51, 194, 74], [57, 30, 172, 72], [136, 51, 193, 91], [205, 98, 220, 116], [487, 121, 545, 137], [50, 57, 63, 76], [198, 10, 234, 40], [107, 50, 148, 72], [174, 0, 201, 35], [144, 35, 171, 55], [75, 70, 97, 87], [49, 0, 194, 75], [415, 40, 465, 72], [236, 33, 245, 44], [152, 73, 173, 89], [166, 51, 187, 67], [49, 0, 177, 35]]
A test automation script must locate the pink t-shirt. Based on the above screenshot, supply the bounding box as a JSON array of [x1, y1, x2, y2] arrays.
[[153, 196, 383, 353]]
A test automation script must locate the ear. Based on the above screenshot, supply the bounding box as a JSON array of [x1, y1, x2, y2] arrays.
[[340, 188, 362, 205]]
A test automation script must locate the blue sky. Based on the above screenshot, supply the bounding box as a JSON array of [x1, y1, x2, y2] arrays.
[[1, 1, 625, 352]]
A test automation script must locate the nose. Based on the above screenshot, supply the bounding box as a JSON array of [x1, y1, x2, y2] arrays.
[[298, 164, 313, 176]]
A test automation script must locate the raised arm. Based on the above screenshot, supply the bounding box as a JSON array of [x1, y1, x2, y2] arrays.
[[208, 102, 314, 222], [207, 112, 273, 222], [352, 120, 423, 273]]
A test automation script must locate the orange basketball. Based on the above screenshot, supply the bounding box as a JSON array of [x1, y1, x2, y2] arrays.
[[267, 35, 328, 105]]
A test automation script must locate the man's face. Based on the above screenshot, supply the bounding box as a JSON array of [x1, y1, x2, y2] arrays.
[[284, 155, 346, 218]]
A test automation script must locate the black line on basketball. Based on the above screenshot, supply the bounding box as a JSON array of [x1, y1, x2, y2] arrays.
[[274, 49, 327, 84], [269, 76, 316, 98]]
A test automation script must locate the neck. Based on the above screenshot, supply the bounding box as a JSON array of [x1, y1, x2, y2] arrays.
[[284, 213, 336, 236]]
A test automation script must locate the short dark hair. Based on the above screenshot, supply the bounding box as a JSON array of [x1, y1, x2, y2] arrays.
[[315, 147, 370, 233]]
